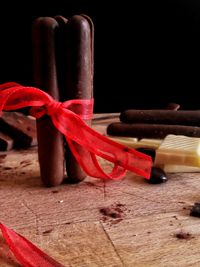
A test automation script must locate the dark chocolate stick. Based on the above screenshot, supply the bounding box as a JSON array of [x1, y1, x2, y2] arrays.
[[32, 17, 65, 187], [107, 122, 200, 139], [60, 15, 94, 183], [120, 110, 200, 126]]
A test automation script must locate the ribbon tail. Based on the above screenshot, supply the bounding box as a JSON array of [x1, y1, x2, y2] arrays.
[[0, 223, 65, 267], [51, 109, 152, 179], [67, 139, 127, 179]]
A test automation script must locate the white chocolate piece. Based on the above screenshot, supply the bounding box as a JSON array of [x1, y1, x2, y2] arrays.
[[108, 134, 200, 173], [154, 135, 200, 167]]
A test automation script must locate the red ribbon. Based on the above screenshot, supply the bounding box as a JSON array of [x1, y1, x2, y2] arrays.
[[0, 223, 65, 267], [0, 82, 152, 180]]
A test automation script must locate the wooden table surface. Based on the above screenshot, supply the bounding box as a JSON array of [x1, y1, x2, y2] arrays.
[[1, 114, 200, 267]]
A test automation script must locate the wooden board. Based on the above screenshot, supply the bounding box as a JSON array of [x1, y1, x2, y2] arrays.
[[1, 114, 200, 266]]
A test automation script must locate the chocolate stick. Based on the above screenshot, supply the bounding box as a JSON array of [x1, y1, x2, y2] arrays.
[[32, 17, 65, 186], [120, 110, 200, 126], [107, 122, 200, 139], [60, 15, 94, 183]]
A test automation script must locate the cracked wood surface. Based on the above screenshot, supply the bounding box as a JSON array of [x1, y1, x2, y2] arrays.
[[1, 114, 200, 266]]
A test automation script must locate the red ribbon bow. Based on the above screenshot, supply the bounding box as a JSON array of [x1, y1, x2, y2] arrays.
[[0, 82, 152, 180]]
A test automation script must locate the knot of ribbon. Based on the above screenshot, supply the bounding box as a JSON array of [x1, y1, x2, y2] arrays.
[[0, 82, 152, 180], [46, 100, 63, 116], [30, 99, 63, 118]]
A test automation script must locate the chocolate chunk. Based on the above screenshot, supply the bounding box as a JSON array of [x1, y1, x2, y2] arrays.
[[32, 17, 65, 187], [60, 15, 94, 183], [190, 202, 200, 218], [0, 131, 13, 151], [0, 112, 37, 148], [147, 167, 168, 184], [120, 110, 200, 126], [107, 122, 200, 139], [174, 231, 192, 240]]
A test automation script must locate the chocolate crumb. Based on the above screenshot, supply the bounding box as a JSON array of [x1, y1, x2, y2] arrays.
[[99, 202, 127, 225], [42, 229, 53, 235], [116, 203, 126, 207], [3, 166, 12, 170], [174, 231, 192, 240], [52, 190, 59, 194], [99, 208, 121, 218]]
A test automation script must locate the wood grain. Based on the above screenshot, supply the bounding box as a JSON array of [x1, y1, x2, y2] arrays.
[[1, 114, 200, 266]]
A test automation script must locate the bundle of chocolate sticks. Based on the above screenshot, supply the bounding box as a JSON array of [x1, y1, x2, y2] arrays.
[[1, 14, 94, 189], [107, 108, 200, 139]]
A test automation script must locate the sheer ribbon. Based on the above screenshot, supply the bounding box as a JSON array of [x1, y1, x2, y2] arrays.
[[0, 223, 65, 267]]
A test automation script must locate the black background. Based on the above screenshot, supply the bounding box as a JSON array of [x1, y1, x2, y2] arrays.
[[0, 0, 200, 112]]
